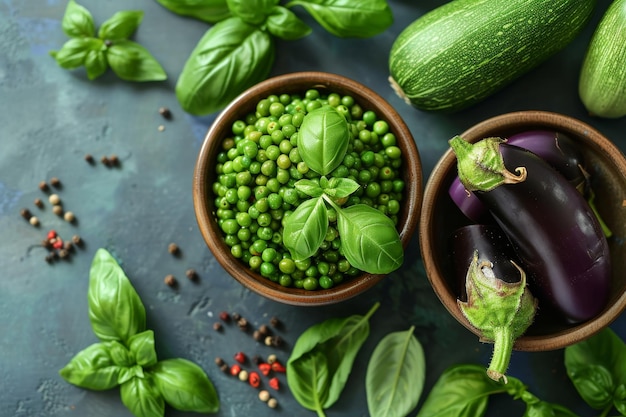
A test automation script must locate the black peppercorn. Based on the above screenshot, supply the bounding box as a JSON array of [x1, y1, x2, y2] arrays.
[[270, 316, 281, 328], [109, 154, 119, 166], [232, 312, 241, 321], [39, 181, 49, 192], [164, 274, 177, 287], [34, 198, 43, 208], [20, 208, 32, 220], [215, 357, 225, 366], [213, 322, 223, 331], [159, 107, 172, 120], [50, 177, 61, 188], [101, 156, 110, 166], [168, 242, 180, 255], [185, 268, 198, 281], [219, 311, 231, 322], [237, 317, 248, 331], [85, 154, 95, 164], [259, 324, 270, 336], [253, 330, 263, 341]]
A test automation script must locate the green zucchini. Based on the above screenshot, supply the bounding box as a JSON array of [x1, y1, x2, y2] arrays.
[[579, 0, 626, 118], [388, 0, 596, 112]]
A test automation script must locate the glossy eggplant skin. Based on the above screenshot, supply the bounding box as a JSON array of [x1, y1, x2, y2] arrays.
[[476, 144, 610, 323], [450, 224, 523, 301]]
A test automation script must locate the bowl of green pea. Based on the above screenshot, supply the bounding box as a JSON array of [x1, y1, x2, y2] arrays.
[[193, 71, 422, 305]]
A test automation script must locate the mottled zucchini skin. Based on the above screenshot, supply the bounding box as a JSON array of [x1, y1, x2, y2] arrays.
[[389, 0, 596, 112], [579, 0, 626, 118]]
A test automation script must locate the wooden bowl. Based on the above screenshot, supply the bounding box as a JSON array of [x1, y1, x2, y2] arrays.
[[193, 72, 422, 306], [420, 110, 626, 351]]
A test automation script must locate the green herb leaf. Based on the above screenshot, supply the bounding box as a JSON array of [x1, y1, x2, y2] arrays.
[[84, 49, 108, 80], [50, 37, 102, 69], [128, 330, 158, 367], [152, 358, 220, 413], [175, 17, 275, 115], [366, 326, 424, 417], [120, 376, 165, 417], [107, 340, 134, 367], [61, 0, 95, 38], [226, 0, 278, 25], [98, 10, 144, 41], [106, 40, 167, 82], [416, 364, 507, 417], [294, 179, 324, 198], [154, 0, 231, 23], [87, 248, 147, 345], [564, 327, 626, 410], [283, 196, 328, 260], [615, 384, 626, 415], [336, 204, 403, 274], [298, 105, 350, 175], [287, 302, 379, 413], [59, 342, 122, 391], [285, 0, 393, 38], [266, 5, 312, 40], [323, 177, 359, 198]]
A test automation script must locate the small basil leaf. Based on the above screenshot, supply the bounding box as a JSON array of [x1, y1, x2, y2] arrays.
[[286, 0, 393, 38], [151, 358, 219, 413], [118, 364, 145, 385], [523, 402, 580, 417], [337, 204, 403, 274], [61, 0, 95, 38], [88, 248, 147, 345], [298, 105, 350, 175], [287, 350, 330, 413], [98, 10, 144, 41], [294, 179, 324, 198], [176, 17, 275, 115], [50, 37, 102, 69], [283, 196, 328, 260], [154, 0, 231, 23], [226, 0, 278, 25], [614, 384, 626, 415], [106, 340, 134, 367], [416, 364, 507, 417], [120, 376, 165, 417], [324, 177, 359, 198], [266, 6, 312, 40], [366, 326, 425, 417], [106, 40, 167, 82], [128, 330, 158, 367], [59, 342, 122, 391], [84, 49, 108, 80]]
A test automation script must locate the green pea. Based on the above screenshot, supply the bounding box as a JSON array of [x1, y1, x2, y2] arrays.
[[295, 258, 311, 271], [279, 274, 293, 287], [271, 129, 284, 144], [385, 145, 402, 159], [249, 161, 261, 174], [319, 275, 333, 289], [236, 171, 252, 186], [303, 277, 318, 290], [266, 177, 281, 192], [341, 95, 354, 107], [259, 134, 273, 150], [257, 212, 272, 227], [224, 234, 239, 247], [279, 258, 296, 274], [278, 113, 293, 127], [282, 124, 296, 138], [237, 227, 251, 242], [327, 93, 341, 107], [358, 169, 372, 183], [221, 219, 238, 234], [236, 211, 252, 227], [260, 262, 276, 278], [350, 103, 363, 120], [269, 102, 285, 117], [232, 120, 246, 135], [279, 94, 291, 104], [237, 185, 252, 201], [379, 166, 394, 180], [257, 226, 273, 240], [365, 182, 381, 198], [261, 160, 277, 177], [255, 198, 269, 212], [251, 239, 267, 255], [292, 112, 304, 127], [261, 247, 278, 263], [268, 193, 283, 210], [388, 199, 400, 215], [294, 279, 304, 289], [317, 261, 330, 276], [305, 89, 320, 101], [362, 110, 376, 126]]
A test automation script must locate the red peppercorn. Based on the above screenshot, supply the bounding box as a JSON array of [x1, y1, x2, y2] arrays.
[[230, 364, 241, 376], [271, 361, 286, 373], [269, 377, 280, 390], [258, 362, 271, 376], [219, 311, 231, 322], [52, 239, 64, 250], [47, 230, 57, 240], [234, 352, 247, 364], [248, 371, 261, 388]]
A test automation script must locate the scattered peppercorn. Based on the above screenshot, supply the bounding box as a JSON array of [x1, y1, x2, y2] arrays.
[[72, 234, 83, 246], [237, 317, 248, 331], [215, 357, 225, 367], [213, 322, 223, 331], [63, 211, 75, 223], [158, 125, 165, 132], [29, 216, 40, 226], [268, 377, 280, 391], [266, 354, 277, 364], [248, 371, 261, 388], [238, 369, 249, 382], [232, 312, 241, 321], [47, 230, 57, 239], [168, 242, 180, 255], [253, 330, 263, 341], [34, 198, 43, 208], [58, 248, 69, 259], [48, 194, 60, 205], [52, 205, 63, 216], [271, 361, 285, 373], [219, 311, 231, 322], [234, 352, 247, 364], [164, 274, 177, 287], [258, 324, 270, 336], [101, 156, 110, 166], [220, 363, 229, 373], [267, 397, 278, 409], [64, 241, 74, 252], [109, 154, 119, 166], [258, 390, 270, 402], [230, 364, 241, 377], [252, 355, 262, 365], [185, 268, 198, 281], [20, 208, 32, 220], [50, 177, 61, 188], [84, 154, 95, 164], [258, 362, 271, 376], [52, 239, 64, 250], [264, 336, 283, 347], [159, 107, 172, 119], [39, 181, 49, 192], [42, 239, 52, 249], [270, 316, 281, 328], [45, 253, 54, 263]]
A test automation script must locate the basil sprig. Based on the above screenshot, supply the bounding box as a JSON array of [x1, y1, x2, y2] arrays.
[[282, 106, 403, 274], [60, 248, 219, 417], [51, 0, 166, 82], [169, 0, 393, 115]]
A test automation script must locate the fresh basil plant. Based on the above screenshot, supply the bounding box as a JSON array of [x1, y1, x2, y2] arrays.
[[282, 106, 403, 274], [60, 248, 219, 417], [51, 0, 166, 82]]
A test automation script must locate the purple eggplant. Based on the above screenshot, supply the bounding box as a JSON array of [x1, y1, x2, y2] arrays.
[[449, 130, 585, 222], [449, 136, 611, 324]]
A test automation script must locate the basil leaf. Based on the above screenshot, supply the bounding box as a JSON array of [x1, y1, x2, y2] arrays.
[[154, 0, 231, 23], [366, 326, 424, 417], [294, 179, 324, 198], [84, 49, 108, 80], [298, 105, 350, 175], [107, 340, 134, 367], [106, 40, 167, 82], [564, 327, 626, 410], [615, 384, 626, 415], [88, 248, 147, 345], [151, 358, 219, 413], [324, 177, 359, 198], [118, 364, 146, 385], [266, 6, 312, 40], [416, 364, 508, 417], [50, 37, 102, 69], [336, 204, 403, 274], [98, 10, 144, 41], [120, 376, 165, 417], [61, 0, 95, 38], [175, 17, 275, 115], [128, 330, 158, 367], [287, 303, 378, 412], [283, 196, 328, 260], [59, 342, 122, 391], [523, 402, 580, 417], [226, 0, 278, 25], [285, 0, 393, 38]]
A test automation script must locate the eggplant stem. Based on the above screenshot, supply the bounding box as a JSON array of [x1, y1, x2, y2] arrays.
[[486, 327, 513, 384], [502, 166, 527, 184]]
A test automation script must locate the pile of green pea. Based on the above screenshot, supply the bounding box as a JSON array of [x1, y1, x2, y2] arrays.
[[211, 89, 405, 291]]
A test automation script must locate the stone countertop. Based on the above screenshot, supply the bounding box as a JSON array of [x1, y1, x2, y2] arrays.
[[1, 0, 624, 416]]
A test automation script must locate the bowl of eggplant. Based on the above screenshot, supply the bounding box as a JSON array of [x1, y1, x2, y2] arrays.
[[421, 110, 626, 351]]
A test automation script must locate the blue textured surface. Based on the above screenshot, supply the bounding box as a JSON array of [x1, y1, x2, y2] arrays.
[[1, 0, 624, 416]]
